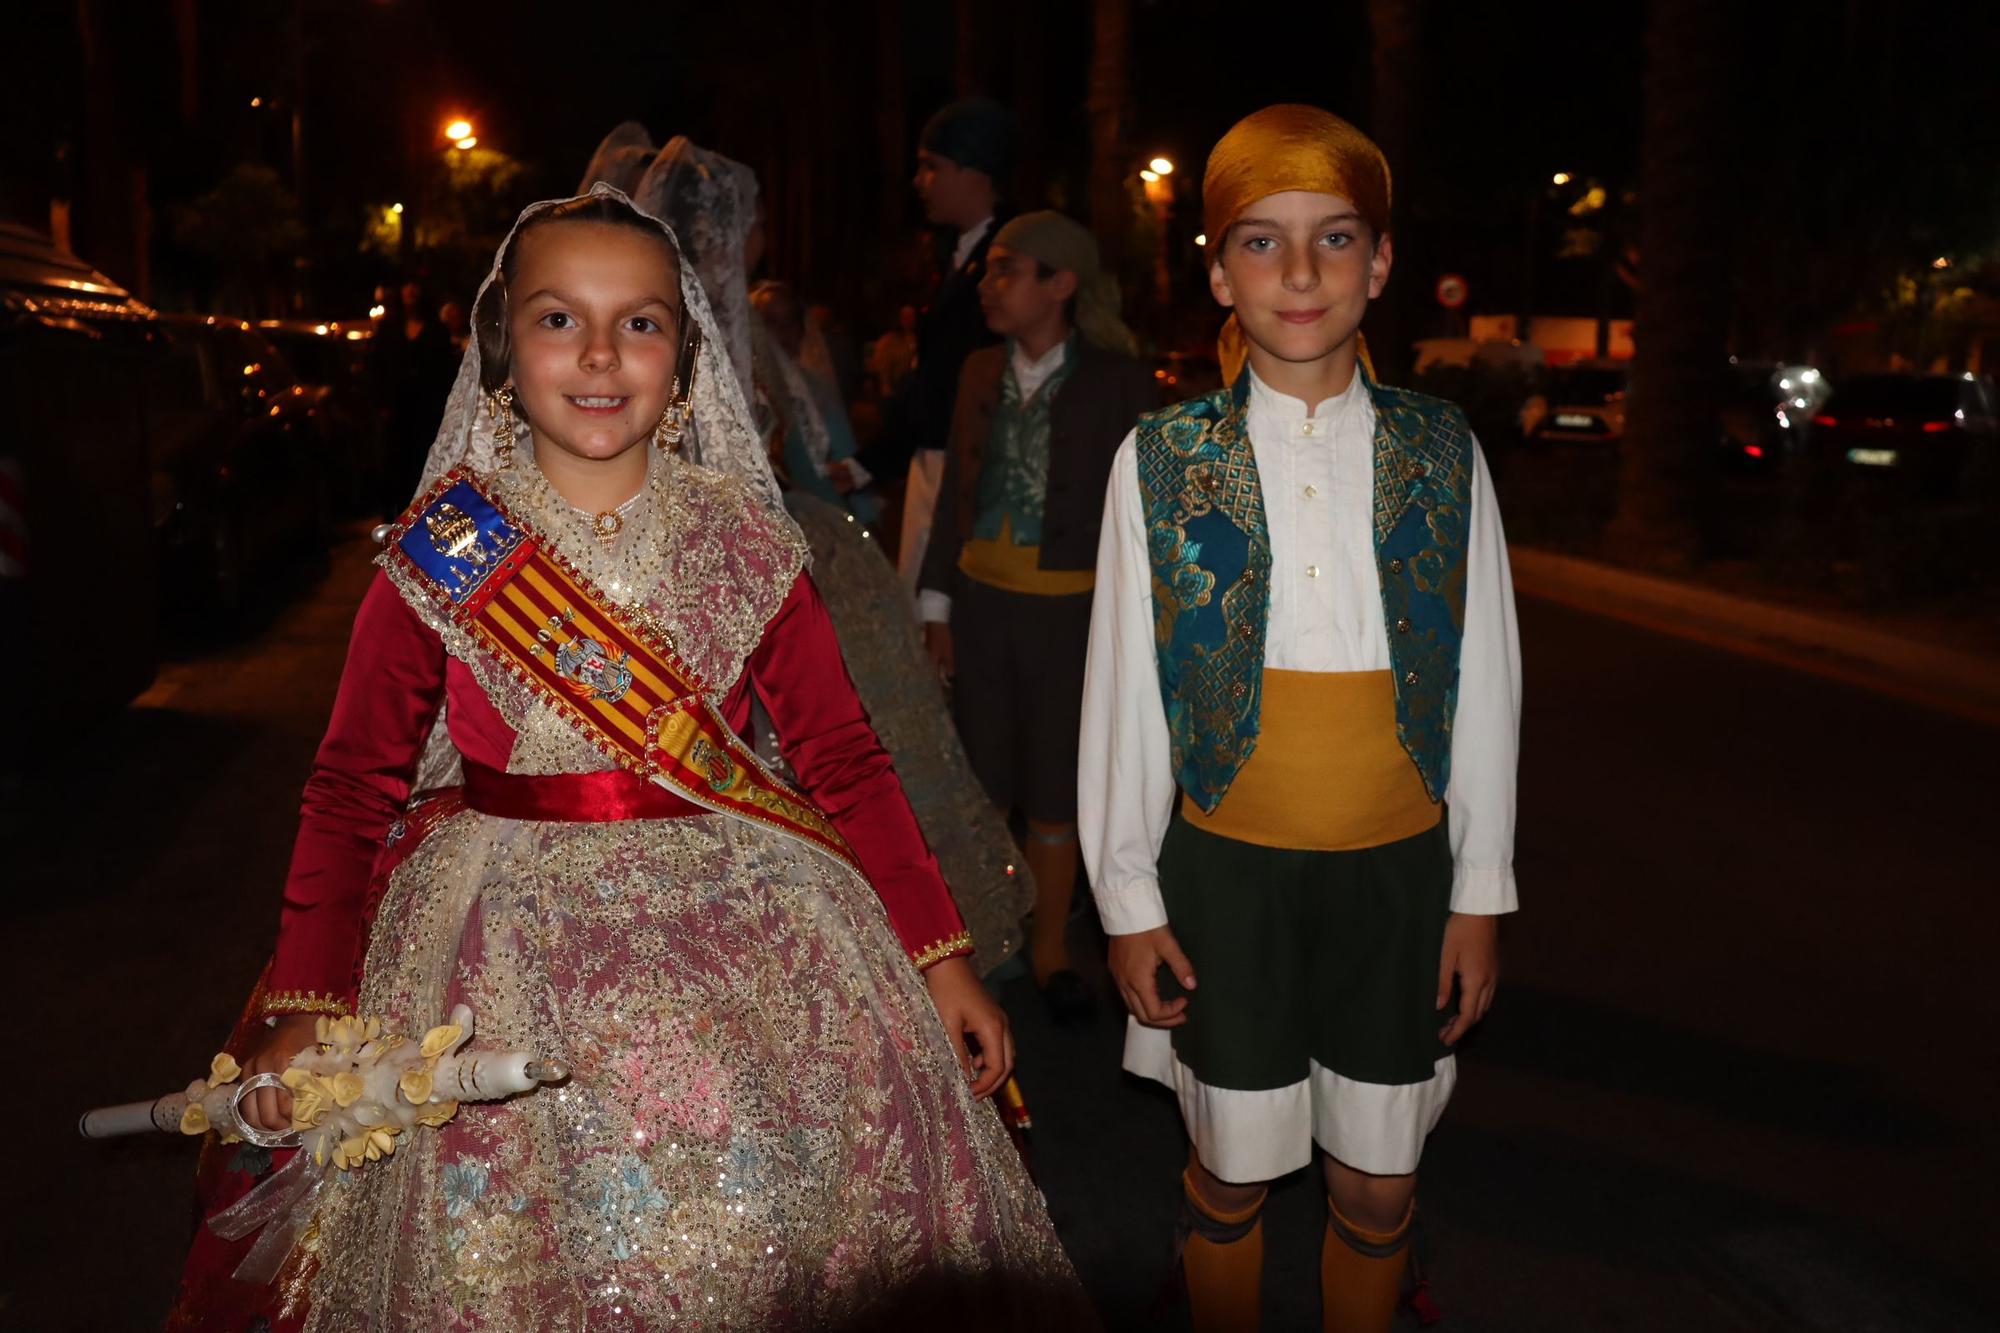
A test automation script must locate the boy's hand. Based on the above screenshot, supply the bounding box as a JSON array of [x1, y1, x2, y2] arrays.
[[241, 1014, 321, 1133], [923, 622, 955, 684], [1108, 925, 1197, 1028], [1437, 912, 1499, 1045], [924, 956, 1013, 1099]]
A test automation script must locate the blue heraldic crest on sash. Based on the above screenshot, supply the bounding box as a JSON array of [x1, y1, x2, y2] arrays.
[[1134, 365, 1475, 812], [397, 478, 526, 606]]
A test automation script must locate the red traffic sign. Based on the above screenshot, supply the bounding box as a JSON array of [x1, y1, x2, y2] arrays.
[[1435, 274, 1469, 309]]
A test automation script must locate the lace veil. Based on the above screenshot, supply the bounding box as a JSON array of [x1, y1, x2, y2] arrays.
[[412, 181, 785, 519]]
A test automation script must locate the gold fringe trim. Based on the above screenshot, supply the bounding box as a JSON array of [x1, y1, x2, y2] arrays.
[[909, 931, 974, 971], [260, 989, 353, 1018]]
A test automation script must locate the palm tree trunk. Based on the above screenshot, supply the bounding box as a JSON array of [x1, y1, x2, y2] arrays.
[[1366, 0, 1427, 382], [1087, 0, 1131, 269], [1608, 0, 1741, 570]]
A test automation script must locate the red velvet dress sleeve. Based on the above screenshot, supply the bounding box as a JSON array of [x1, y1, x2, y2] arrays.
[[735, 571, 972, 970], [264, 571, 447, 1015]]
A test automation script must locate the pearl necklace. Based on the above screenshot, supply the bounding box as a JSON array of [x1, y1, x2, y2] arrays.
[[577, 490, 646, 547]]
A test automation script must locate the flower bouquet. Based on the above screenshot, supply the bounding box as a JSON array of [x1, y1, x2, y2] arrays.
[[79, 1003, 565, 1281]]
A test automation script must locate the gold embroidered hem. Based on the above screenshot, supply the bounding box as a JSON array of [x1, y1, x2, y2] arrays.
[[259, 989, 353, 1018], [911, 930, 976, 971]]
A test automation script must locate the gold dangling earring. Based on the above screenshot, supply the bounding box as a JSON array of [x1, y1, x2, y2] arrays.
[[654, 324, 702, 453], [654, 375, 686, 452], [487, 384, 518, 470]]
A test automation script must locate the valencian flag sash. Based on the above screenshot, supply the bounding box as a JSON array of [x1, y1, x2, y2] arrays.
[[386, 470, 861, 878]]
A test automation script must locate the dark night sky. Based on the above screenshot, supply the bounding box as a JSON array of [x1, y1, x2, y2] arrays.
[[8, 1, 1993, 350]]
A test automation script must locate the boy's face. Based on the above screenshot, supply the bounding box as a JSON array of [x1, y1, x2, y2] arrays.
[[1208, 190, 1391, 368], [913, 149, 992, 228], [979, 243, 1075, 340], [508, 221, 683, 466]]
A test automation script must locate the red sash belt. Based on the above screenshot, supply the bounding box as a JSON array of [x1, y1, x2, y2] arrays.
[[461, 756, 704, 822]]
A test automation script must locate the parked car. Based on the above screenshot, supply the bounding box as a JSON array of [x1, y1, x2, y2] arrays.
[[0, 222, 160, 730], [1524, 362, 1628, 443], [1810, 372, 1998, 496], [1719, 360, 1822, 474], [256, 318, 381, 514], [149, 314, 330, 611]]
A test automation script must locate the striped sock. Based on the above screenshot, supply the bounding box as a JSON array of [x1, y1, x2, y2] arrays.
[[1320, 1196, 1414, 1333], [1181, 1167, 1266, 1333]]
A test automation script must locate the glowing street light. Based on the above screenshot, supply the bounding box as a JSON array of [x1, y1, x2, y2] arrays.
[[1552, 171, 1572, 186], [454, 136, 478, 151], [391, 202, 404, 214], [1139, 169, 1160, 184], [1932, 256, 1951, 270], [250, 96, 263, 108], [444, 118, 474, 142], [1195, 233, 1208, 247], [1149, 156, 1175, 175]]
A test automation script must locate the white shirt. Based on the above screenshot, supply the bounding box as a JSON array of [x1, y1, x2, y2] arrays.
[[1078, 369, 1522, 936], [951, 216, 995, 274]]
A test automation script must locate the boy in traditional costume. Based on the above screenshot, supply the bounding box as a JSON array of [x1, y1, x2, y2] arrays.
[[1079, 106, 1521, 1332], [915, 210, 1156, 1021], [169, 186, 1083, 1331]]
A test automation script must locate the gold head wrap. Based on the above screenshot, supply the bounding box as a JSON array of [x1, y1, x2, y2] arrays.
[[1202, 104, 1392, 385]]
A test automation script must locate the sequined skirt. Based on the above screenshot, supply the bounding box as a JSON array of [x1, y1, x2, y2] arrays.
[[293, 808, 1082, 1331]]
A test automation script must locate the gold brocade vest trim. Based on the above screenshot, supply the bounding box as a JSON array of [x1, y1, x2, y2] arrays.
[[383, 470, 863, 879], [1180, 668, 1440, 850], [1134, 365, 1475, 812]]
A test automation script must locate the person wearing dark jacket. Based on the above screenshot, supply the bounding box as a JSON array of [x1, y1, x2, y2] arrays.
[[833, 97, 1016, 592], [917, 210, 1157, 1021]]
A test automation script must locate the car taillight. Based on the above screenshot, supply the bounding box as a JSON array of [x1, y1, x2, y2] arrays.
[[1921, 420, 1954, 433], [1812, 414, 1837, 428]]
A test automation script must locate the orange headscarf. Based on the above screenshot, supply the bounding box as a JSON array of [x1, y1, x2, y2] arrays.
[[1202, 105, 1392, 385]]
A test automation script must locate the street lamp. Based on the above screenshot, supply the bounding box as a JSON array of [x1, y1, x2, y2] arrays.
[[444, 118, 474, 142], [1149, 156, 1175, 176], [1552, 171, 1572, 186], [454, 136, 478, 151]]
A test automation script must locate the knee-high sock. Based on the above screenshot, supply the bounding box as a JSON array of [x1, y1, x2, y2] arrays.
[[1320, 1197, 1413, 1333], [1182, 1167, 1266, 1333], [1024, 822, 1078, 979]]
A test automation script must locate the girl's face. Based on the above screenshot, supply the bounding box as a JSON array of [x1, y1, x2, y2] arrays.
[[1209, 190, 1391, 368], [507, 220, 683, 467]]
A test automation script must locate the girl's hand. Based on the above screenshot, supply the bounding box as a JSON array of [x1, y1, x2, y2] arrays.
[[1437, 912, 1499, 1045], [240, 1014, 321, 1133], [923, 956, 1013, 1099]]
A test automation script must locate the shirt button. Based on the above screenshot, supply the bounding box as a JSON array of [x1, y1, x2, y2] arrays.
[[1303, 484, 1318, 498], [1305, 564, 1320, 578], [1395, 617, 1412, 633], [1301, 422, 1315, 436]]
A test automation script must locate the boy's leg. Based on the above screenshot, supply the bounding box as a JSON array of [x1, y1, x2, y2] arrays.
[[1024, 819, 1079, 983], [1015, 589, 1093, 985], [1183, 1154, 1270, 1333], [1318, 1157, 1415, 1333], [1304, 821, 1455, 1333]]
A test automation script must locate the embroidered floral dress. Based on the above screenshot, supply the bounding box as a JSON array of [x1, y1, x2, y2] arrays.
[[173, 446, 1081, 1331]]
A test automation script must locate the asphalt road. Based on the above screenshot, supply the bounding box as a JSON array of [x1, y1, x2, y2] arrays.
[[5, 530, 1994, 1332]]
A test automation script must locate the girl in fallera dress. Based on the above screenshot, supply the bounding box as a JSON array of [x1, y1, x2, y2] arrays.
[[168, 186, 1083, 1331]]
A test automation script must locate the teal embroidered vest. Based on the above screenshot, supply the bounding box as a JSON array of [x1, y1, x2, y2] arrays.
[[1135, 366, 1475, 812]]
